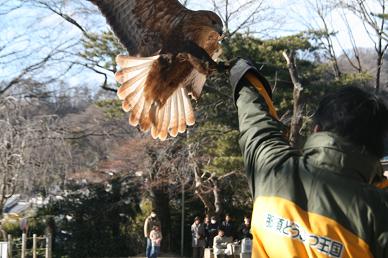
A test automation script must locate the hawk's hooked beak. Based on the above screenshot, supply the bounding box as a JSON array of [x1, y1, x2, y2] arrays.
[[217, 27, 224, 36], [218, 34, 225, 42]]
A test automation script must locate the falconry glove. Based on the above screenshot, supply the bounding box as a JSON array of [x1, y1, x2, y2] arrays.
[[230, 59, 278, 119]]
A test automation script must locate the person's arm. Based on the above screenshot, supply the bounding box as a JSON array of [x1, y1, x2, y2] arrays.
[[149, 230, 155, 241], [230, 59, 301, 197], [199, 224, 206, 238], [209, 226, 216, 235], [378, 232, 388, 257], [144, 218, 149, 238], [237, 224, 244, 239], [213, 237, 223, 249]]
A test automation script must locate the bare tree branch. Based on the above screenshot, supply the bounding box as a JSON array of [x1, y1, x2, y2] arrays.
[[35, 0, 87, 36], [283, 50, 304, 148]]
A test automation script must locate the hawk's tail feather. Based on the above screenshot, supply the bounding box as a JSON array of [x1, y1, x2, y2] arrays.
[[129, 96, 145, 126], [176, 87, 187, 134], [116, 55, 159, 68], [168, 93, 179, 137], [116, 55, 154, 101], [115, 63, 152, 84], [139, 100, 152, 132], [150, 105, 160, 139], [181, 87, 195, 126], [159, 98, 172, 141], [150, 87, 195, 141], [115, 54, 196, 140], [116, 54, 157, 128]]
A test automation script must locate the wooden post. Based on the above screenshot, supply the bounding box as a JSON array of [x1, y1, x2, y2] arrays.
[[180, 177, 185, 257], [45, 234, 52, 258], [21, 233, 26, 258], [33, 234, 37, 258], [7, 234, 12, 258]]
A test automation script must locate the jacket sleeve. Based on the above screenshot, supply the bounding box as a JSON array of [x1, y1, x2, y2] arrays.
[[235, 73, 300, 197]]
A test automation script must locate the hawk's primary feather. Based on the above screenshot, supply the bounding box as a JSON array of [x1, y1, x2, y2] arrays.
[[90, 0, 223, 140]]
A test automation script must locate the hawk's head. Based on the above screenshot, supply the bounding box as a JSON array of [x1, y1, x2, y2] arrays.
[[190, 10, 224, 36]]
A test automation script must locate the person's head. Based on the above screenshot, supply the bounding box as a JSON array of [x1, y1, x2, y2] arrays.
[[313, 86, 388, 158], [225, 214, 231, 222], [153, 225, 160, 231], [218, 228, 225, 237], [204, 216, 210, 224], [244, 216, 250, 225], [194, 216, 201, 224], [150, 211, 157, 218], [211, 216, 217, 224]]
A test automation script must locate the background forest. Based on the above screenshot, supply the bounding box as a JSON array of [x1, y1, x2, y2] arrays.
[[0, 0, 387, 257]]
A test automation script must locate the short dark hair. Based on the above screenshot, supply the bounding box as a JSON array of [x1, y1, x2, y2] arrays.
[[313, 86, 388, 157]]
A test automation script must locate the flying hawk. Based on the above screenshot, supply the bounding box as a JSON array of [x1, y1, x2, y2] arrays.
[[90, 0, 224, 140]]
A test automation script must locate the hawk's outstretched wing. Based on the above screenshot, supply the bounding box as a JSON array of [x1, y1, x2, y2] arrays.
[[90, 0, 188, 56], [90, 0, 223, 141]]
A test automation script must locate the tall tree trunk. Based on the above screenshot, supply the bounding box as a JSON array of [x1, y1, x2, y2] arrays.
[[188, 143, 225, 217], [375, 34, 387, 92], [376, 50, 382, 92], [193, 164, 215, 214], [211, 179, 223, 217], [151, 187, 172, 253]]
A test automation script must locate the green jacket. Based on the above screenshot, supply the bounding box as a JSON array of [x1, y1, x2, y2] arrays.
[[234, 64, 388, 258]]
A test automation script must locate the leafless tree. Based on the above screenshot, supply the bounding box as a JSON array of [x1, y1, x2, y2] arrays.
[[210, 0, 274, 38], [0, 97, 23, 213], [337, 0, 388, 91], [303, 0, 342, 78], [0, 0, 115, 97], [335, 8, 364, 73], [0, 95, 76, 200], [180, 0, 190, 7]]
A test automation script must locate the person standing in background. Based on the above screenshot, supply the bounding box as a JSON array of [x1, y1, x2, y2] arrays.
[[208, 216, 219, 249], [144, 211, 160, 258], [150, 225, 162, 258], [213, 228, 233, 258], [238, 216, 252, 240], [203, 215, 211, 248], [191, 216, 206, 258], [221, 214, 235, 242]]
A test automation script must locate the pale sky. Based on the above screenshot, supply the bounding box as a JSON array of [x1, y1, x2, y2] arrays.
[[0, 0, 383, 91], [187, 0, 377, 51]]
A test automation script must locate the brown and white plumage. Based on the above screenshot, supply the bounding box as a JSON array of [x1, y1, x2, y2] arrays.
[[90, 0, 223, 140]]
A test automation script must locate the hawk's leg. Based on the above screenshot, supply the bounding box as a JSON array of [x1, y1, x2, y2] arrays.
[[180, 40, 225, 74]]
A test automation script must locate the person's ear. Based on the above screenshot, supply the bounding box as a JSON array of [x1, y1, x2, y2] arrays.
[[313, 124, 321, 133]]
